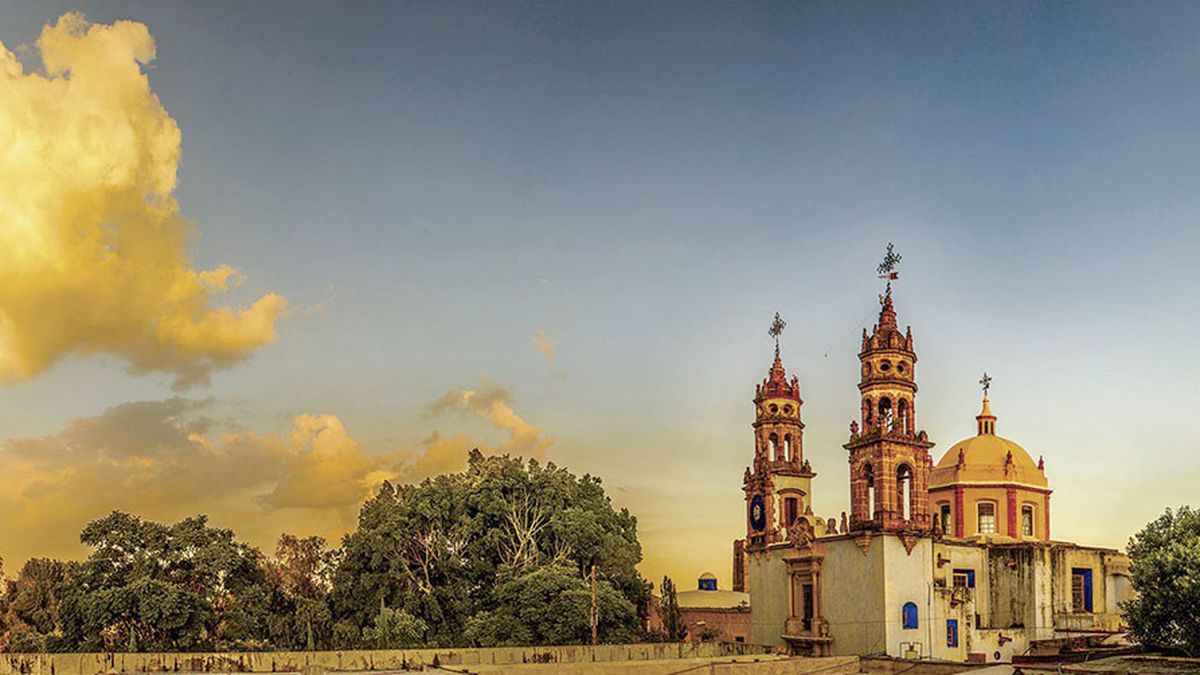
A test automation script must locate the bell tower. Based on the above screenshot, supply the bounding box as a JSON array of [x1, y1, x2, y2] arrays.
[[744, 314, 815, 550], [845, 246, 935, 535]]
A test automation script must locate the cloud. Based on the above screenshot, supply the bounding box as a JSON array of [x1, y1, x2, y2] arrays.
[[0, 400, 381, 567], [427, 382, 554, 459], [0, 13, 285, 389], [532, 330, 556, 360], [0, 386, 555, 568]]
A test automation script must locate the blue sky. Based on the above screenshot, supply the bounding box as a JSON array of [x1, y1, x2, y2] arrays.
[[0, 1, 1198, 586]]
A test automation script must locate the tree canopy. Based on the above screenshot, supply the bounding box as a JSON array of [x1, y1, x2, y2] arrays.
[[0, 451, 652, 652], [1123, 506, 1200, 656], [331, 450, 649, 647]]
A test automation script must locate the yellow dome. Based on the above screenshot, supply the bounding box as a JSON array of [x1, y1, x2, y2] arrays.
[[930, 398, 1048, 488]]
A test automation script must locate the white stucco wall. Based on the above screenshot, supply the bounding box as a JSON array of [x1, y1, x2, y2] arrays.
[[880, 536, 934, 659]]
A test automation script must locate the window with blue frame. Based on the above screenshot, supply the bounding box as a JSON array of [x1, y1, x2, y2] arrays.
[[1071, 568, 1093, 612], [946, 619, 958, 647], [902, 602, 918, 629], [952, 568, 975, 588]]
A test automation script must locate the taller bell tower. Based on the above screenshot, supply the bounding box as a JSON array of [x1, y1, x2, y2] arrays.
[[743, 314, 815, 550], [845, 247, 935, 535]]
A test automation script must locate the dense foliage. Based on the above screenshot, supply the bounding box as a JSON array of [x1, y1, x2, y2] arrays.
[[0, 452, 652, 652], [331, 450, 648, 646], [1123, 506, 1200, 656]]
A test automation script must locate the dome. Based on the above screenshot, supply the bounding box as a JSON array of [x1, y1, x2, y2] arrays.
[[930, 397, 1048, 488]]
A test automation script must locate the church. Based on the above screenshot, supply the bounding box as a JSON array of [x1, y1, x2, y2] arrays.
[[732, 277, 1132, 663]]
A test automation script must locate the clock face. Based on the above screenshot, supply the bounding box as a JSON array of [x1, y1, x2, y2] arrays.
[[750, 494, 766, 531]]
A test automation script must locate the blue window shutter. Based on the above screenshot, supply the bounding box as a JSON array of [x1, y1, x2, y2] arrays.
[[946, 619, 958, 647], [902, 602, 918, 629], [1084, 569, 1093, 612]]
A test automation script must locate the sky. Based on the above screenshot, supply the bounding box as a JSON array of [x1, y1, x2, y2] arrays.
[[1, 1, 1199, 590]]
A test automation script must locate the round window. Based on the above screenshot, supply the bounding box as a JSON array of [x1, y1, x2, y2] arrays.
[[880, 361, 891, 372], [783, 405, 792, 415], [897, 362, 906, 374], [769, 404, 778, 414]]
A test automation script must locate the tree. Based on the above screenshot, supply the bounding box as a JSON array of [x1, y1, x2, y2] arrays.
[[363, 606, 428, 649], [331, 451, 650, 647], [58, 512, 271, 652], [264, 535, 337, 650], [658, 575, 686, 642], [1123, 506, 1200, 655], [463, 562, 635, 646], [0, 558, 71, 652]]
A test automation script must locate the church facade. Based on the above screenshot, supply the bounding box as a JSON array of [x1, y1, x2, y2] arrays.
[[734, 285, 1131, 663]]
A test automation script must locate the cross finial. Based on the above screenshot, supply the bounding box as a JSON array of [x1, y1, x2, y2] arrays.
[[768, 312, 787, 358], [877, 242, 902, 278], [877, 242, 902, 301], [980, 372, 992, 397]]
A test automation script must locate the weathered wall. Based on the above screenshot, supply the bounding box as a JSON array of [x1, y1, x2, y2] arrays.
[[679, 607, 751, 644], [822, 535, 885, 657], [988, 545, 1034, 629], [467, 655, 862, 675], [858, 655, 992, 675], [747, 546, 790, 648], [931, 541, 989, 622], [0, 642, 773, 675], [1049, 544, 1127, 631]]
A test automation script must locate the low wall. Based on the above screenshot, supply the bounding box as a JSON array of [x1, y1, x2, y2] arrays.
[[461, 655, 860, 675], [0, 642, 774, 674], [858, 656, 993, 675]]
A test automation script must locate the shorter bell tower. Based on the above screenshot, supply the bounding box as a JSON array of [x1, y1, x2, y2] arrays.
[[744, 314, 815, 550]]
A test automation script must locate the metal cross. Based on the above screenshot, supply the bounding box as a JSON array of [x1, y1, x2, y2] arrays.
[[877, 242, 902, 278], [980, 372, 992, 397], [768, 312, 787, 358]]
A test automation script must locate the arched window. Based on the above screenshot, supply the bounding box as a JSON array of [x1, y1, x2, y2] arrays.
[[878, 397, 893, 430], [977, 502, 996, 534], [769, 433, 779, 460], [863, 463, 876, 517], [784, 434, 793, 462], [863, 397, 873, 426], [940, 503, 952, 535], [896, 464, 913, 520], [1021, 505, 1035, 537], [902, 602, 918, 629]]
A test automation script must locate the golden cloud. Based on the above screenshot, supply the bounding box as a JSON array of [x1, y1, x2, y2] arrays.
[[0, 385, 554, 568], [0, 13, 285, 389], [427, 382, 554, 459], [0, 400, 375, 565], [532, 330, 556, 360]]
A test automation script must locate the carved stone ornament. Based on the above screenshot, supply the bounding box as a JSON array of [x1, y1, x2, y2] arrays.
[[854, 531, 873, 556]]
